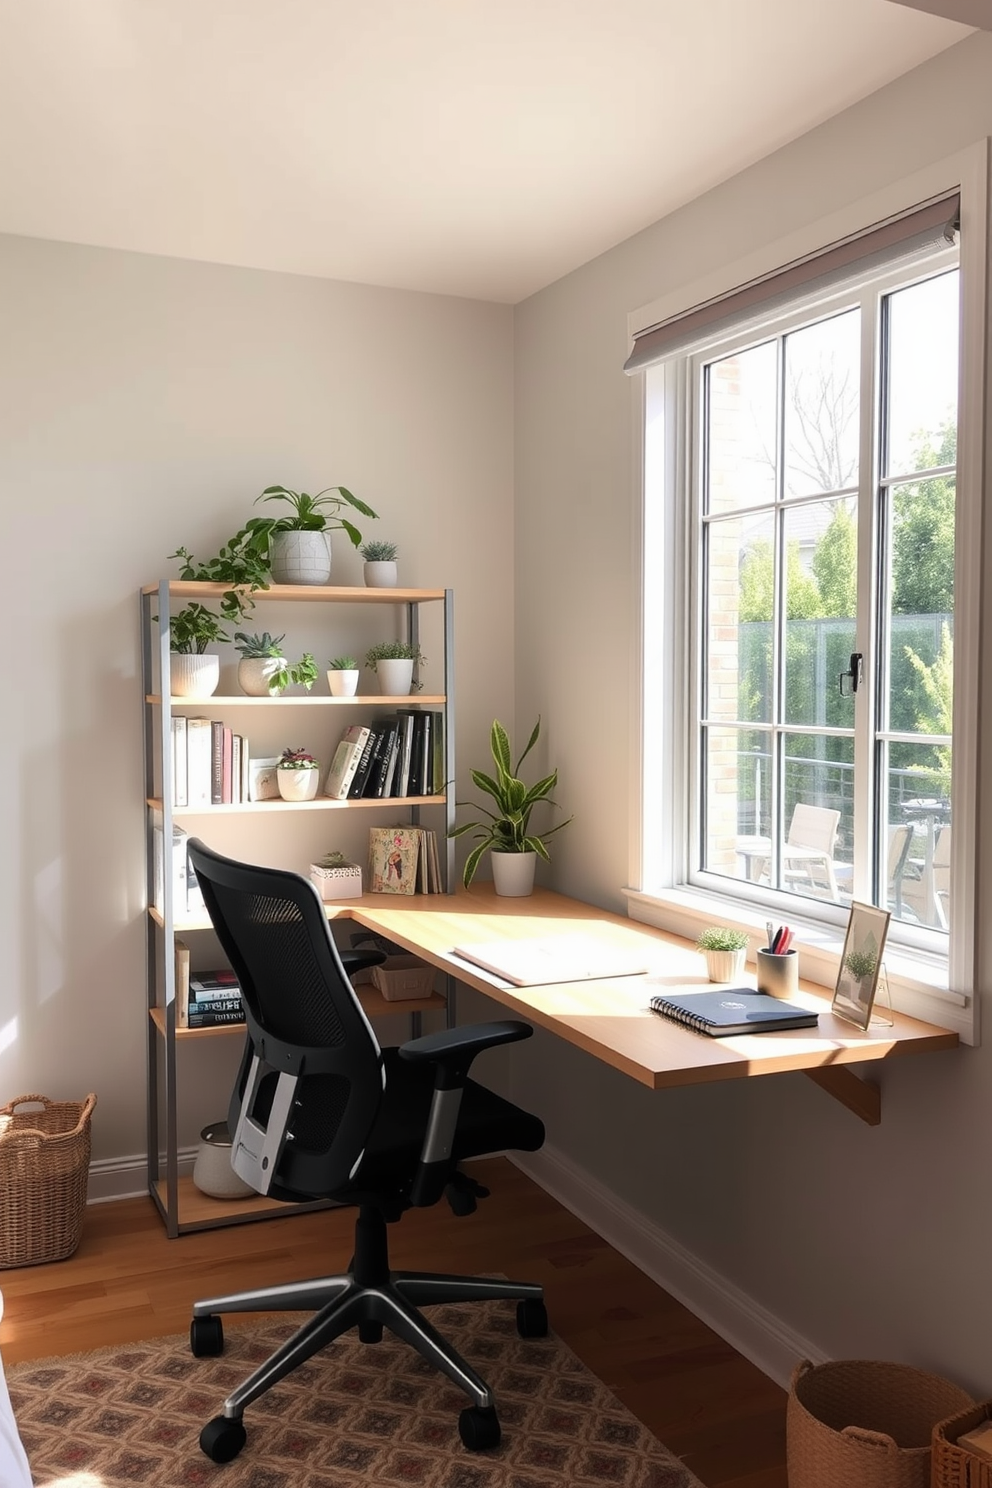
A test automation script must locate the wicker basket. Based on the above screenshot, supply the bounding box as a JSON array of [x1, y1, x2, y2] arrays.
[[932, 1400, 992, 1488], [0, 1093, 97, 1268], [370, 955, 436, 1001], [786, 1359, 974, 1488]]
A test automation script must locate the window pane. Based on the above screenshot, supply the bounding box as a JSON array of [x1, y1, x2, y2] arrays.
[[886, 746, 951, 931], [783, 311, 860, 498], [780, 735, 855, 902], [783, 498, 857, 728], [705, 341, 777, 514], [703, 726, 769, 883], [708, 513, 772, 723], [886, 476, 954, 739], [886, 270, 959, 480]]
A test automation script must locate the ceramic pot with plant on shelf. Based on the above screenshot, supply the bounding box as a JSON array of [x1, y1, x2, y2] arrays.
[[276, 747, 321, 801], [234, 633, 318, 697], [361, 540, 399, 588], [365, 639, 425, 697], [696, 927, 749, 983], [326, 655, 360, 696], [167, 602, 227, 698], [450, 717, 571, 897], [241, 483, 379, 586]]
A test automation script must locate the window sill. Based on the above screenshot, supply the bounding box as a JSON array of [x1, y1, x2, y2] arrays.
[[624, 886, 974, 1043]]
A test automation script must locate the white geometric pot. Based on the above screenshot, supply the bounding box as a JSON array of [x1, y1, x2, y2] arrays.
[[491, 850, 537, 897], [270, 530, 332, 586], [704, 947, 747, 983], [238, 656, 286, 696], [363, 560, 398, 588], [169, 653, 220, 699], [276, 768, 320, 801], [376, 658, 414, 695], [326, 668, 360, 696]]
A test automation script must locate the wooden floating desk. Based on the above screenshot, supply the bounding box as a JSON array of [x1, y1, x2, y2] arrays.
[[326, 885, 958, 1126]]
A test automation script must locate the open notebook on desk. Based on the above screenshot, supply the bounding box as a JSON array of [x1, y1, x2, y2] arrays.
[[451, 932, 650, 987]]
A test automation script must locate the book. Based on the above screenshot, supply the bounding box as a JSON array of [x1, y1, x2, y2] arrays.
[[648, 988, 819, 1037], [429, 709, 445, 794], [211, 721, 225, 805], [406, 711, 426, 795], [231, 734, 242, 805], [347, 725, 381, 798], [175, 937, 191, 1027], [368, 826, 421, 894], [453, 933, 649, 986], [395, 711, 415, 798], [381, 724, 401, 798], [240, 735, 250, 802], [367, 719, 400, 798], [171, 716, 188, 807], [186, 717, 213, 807], [325, 725, 371, 800], [189, 970, 241, 999], [221, 725, 233, 803], [187, 1006, 247, 1028], [152, 821, 189, 918]]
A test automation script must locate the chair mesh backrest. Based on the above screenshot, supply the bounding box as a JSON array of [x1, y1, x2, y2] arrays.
[[186, 840, 383, 1195]]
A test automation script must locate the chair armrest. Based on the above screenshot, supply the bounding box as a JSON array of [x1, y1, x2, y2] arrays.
[[339, 948, 387, 978], [399, 1021, 532, 1088]]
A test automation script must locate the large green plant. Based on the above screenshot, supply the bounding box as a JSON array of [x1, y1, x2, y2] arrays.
[[451, 718, 571, 887], [243, 484, 379, 555]]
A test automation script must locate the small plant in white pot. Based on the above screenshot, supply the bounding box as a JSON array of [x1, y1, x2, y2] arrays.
[[234, 631, 288, 696], [309, 850, 363, 900], [168, 603, 227, 698], [365, 639, 425, 696], [276, 746, 321, 801], [326, 655, 360, 697], [361, 539, 399, 588], [696, 926, 749, 983], [243, 483, 379, 586]]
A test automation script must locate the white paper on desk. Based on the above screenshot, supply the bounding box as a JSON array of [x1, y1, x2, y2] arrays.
[[451, 933, 649, 986]]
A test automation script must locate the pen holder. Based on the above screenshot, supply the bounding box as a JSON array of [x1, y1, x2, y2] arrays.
[[756, 947, 798, 1000]]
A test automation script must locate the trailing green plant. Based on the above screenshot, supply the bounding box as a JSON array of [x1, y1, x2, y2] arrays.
[[168, 603, 229, 654], [234, 631, 285, 658], [360, 539, 398, 562], [364, 639, 425, 669], [696, 926, 749, 953], [278, 746, 319, 770], [242, 483, 379, 556], [327, 655, 359, 670], [168, 530, 272, 623], [450, 717, 571, 888]]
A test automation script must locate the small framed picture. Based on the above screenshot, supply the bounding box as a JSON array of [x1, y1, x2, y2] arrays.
[[247, 757, 282, 802], [832, 901, 891, 1030]]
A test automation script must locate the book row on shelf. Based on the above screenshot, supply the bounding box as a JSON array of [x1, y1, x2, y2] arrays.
[[168, 709, 445, 807]]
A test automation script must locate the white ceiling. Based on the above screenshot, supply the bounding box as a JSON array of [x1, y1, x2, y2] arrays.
[[0, 1, 972, 303]]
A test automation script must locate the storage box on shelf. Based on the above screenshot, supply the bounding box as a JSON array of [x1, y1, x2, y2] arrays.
[[140, 578, 456, 1237]]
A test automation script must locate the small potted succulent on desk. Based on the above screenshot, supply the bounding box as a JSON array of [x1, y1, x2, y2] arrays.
[[696, 926, 749, 983], [365, 639, 425, 696], [276, 746, 321, 801], [309, 849, 363, 901], [361, 539, 398, 588], [326, 654, 360, 697]]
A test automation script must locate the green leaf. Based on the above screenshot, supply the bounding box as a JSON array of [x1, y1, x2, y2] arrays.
[[514, 716, 541, 775], [490, 721, 511, 777], [462, 841, 489, 887], [339, 518, 363, 547]]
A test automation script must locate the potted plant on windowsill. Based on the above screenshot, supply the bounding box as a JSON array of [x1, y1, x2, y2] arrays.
[[696, 926, 749, 983], [326, 655, 360, 696], [276, 746, 321, 801], [360, 539, 399, 588], [242, 484, 379, 586], [364, 639, 425, 696], [167, 603, 228, 698], [450, 717, 571, 896]]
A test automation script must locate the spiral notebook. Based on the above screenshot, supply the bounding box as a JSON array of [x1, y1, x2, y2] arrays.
[[649, 987, 819, 1037]]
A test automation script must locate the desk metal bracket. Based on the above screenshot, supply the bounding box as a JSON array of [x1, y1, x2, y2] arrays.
[[804, 1067, 881, 1125]]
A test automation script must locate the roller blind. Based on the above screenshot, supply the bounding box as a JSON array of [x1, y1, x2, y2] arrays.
[[623, 193, 959, 374]]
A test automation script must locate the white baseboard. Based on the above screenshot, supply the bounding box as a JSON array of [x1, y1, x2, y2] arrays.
[[86, 1149, 196, 1205], [512, 1144, 825, 1389]]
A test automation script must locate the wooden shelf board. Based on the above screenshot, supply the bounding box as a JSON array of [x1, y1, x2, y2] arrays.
[[142, 580, 446, 604], [150, 989, 444, 1038], [146, 694, 445, 706], [147, 794, 445, 815], [149, 894, 451, 932]]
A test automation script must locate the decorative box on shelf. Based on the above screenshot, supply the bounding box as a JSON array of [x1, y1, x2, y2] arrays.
[[309, 859, 363, 901], [370, 955, 436, 1001]]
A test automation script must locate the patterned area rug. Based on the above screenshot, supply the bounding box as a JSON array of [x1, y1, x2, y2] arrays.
[[8, 1301, 704, 1487]]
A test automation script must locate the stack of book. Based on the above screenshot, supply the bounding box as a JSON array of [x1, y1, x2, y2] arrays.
[[175, 942, 246, 1029], [324, 711, 445, 801], [153, 820, 206, 920], [171, 716, 251, 806], [368, 825, 442, 894]]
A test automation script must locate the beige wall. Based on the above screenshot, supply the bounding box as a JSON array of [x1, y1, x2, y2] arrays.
[[513, 30, 992, 1388], [0, 236, 514, 1159]]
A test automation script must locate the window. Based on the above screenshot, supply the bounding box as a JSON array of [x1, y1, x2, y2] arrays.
[[641, 223, 961, 957]]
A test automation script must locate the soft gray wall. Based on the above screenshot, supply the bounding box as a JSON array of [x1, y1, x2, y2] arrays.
[[0, 236, 514, 1159], [512, 30, 992, 1389]]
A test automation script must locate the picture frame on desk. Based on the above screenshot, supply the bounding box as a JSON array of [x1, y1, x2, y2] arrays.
[[831, 900, 891, 1031], [247, 756, 282, 802]]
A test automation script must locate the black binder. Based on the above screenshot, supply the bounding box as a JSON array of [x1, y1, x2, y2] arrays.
[[649, 987, 818, 1037]]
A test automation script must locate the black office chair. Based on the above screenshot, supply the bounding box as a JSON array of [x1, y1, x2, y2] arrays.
[[185, 839, 547, 1464]]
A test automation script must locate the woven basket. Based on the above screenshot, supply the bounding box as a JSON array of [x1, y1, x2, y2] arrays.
[[0, 1093, 97, 1268], [787, 1359, 974, 1488], [932, 1401, 992, 1488]]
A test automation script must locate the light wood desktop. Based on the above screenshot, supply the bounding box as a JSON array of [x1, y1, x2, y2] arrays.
[[329, 884, 958, 1126]]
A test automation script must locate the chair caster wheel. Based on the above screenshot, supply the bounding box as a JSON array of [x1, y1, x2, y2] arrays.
[[190, 1315, 224, 1357], [516, 1298, 548, 1338], [458, 1405, 501, 1451], [200, 1415, 247, 1463]]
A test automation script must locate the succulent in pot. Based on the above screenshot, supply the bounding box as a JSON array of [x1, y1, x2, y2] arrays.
[[309, 849, 363, 901], [276, 746, 321, 801], [696, 926, 749, 983], [234, 630, 287, 696], [242, 483, 379, 586], [326, 654, 360, 697], [360, 539, 399, 588], [364, 639, 425, 696], [167, 603, 227, 698]]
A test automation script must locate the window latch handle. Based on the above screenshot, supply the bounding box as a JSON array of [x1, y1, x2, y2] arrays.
[[839, 652, 864, 697]]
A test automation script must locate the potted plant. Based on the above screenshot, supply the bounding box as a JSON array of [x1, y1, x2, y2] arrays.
[[326, 655, 360, 697], [242, 484, 379, 586], [450, 717, 571, 896], [169, 531, 271, 624], [360, 539, 399, 588], [364, 639, 425, 696], [234, 631, 288, 696], [276, 746, 321, 801], [309, 849, 363, 901], [696, 926, 749, 983], [168, 603, 228, 698]]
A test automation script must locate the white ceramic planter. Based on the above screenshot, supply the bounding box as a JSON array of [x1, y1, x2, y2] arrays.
[[270, 529, 332, 585], [191, 1122, 255, 1200], [704, 947, 747, 983], [276, 767, 320, 801], [326, 668, 360, 696], [309, 862, 363, 900], [238, 656, 286, 696], [375, 657, 414, 695], [491, 850, 537, 897], [170, 653, 220, 699], [363, 560, 398, 588]]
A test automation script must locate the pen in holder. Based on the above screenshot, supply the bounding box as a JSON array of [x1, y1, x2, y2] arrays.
[[756, 946, 799, 1000]]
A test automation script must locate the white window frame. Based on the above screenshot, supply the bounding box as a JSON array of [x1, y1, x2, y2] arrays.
[[625, 143, 989, 1046]]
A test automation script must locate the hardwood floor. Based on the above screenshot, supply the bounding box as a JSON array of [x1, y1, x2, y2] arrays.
[[0, 1158, 788, 1488]]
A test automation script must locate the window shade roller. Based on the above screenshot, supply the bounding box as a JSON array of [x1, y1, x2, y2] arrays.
[[623, 193, 960, 375]]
